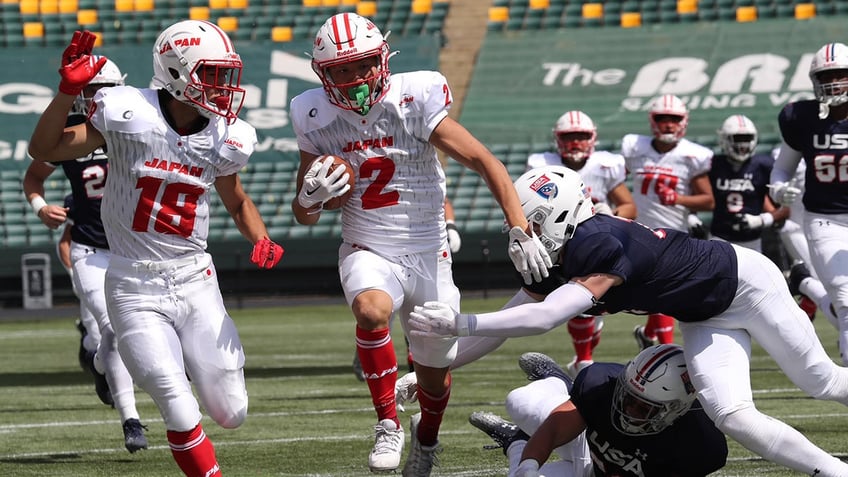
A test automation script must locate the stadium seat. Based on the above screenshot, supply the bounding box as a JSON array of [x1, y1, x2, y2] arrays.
[[620, 11, 641, 26], [795, 3, 816, 18]]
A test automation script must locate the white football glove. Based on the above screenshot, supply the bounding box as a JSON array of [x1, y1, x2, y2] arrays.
[[768, 181, 802, 206], [508, 226, 552, 285], [297, 157, 351, 209], [394, 372, 418, 413], [514, 459, 541, 477], [592, 202, 613, 216], [408, 301, 470, 337], [731, 212, 774, 232], [446, 221, 461, 253]]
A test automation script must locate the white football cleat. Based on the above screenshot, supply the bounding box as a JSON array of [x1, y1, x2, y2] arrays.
[[565, 356, 593, 379], [369, 419, 404, 473]]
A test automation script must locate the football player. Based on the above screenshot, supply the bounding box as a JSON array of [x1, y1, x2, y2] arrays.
[[770, 42, 848, 364], [469, 346, 727, 477], [22, 58, 148, 453], [409, 166, 848, 477], [289, 12, 550, 476], [29, 23, 283, 477], [526, 110, 637, 378], [620, 94, 715, 352], [708, 115, 789, 251]]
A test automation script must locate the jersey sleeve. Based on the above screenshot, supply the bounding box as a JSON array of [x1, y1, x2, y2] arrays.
[[619, 134, 639, 160], [289, 89, 323, 156], [562, 231, 632, 283], [215, 120, 257, 176], [411, 71, 452, 139], [777, 103, 802, 151]]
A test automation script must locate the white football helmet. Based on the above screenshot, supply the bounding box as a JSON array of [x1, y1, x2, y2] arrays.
[[513, 166, 594, 258], [312, 13, 395, 116], [612, 344, 697, 436], [72, 56, 126, 115], [717, 114, 758, 162], [649, 94, 688, 144], [809, 42, 848, 118], [152, 20, 245, 123], [553, 110, 597, 163]]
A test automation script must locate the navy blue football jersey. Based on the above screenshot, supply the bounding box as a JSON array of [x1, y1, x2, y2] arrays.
[[554, 214, 738, 322], [571, 363, 727, 477], [55, 113, 109, 249], [709, 153, 775, 242], [778, 100, 848, 214]]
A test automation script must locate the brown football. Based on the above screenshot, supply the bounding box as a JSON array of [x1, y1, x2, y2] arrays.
[[321, 155, 355, 210]]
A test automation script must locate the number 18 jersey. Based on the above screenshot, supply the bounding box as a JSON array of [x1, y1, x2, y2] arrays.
[[90, 87, 257, 261]]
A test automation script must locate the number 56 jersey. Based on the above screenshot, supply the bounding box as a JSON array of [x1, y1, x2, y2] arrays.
[[89, 86, 257, 261], [621, 134, 713, 231]]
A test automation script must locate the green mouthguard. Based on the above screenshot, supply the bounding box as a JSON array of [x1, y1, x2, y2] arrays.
[[349, 84, 371, 115]]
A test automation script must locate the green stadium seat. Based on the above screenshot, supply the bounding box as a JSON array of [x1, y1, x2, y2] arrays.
[[603, 12, 621, 25], [757, 4, 777, 17], [541, 14, 562, 28], [505, 17, 524, 30], [717, 6, 737, 19], [621, 1, 640, 12], [659, 10, 679, 22], [641, 9, 660, 23], [679, 11, 699, 21], [698, 8, 719, 20]]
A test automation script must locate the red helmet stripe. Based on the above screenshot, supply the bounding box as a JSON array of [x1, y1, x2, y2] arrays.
[[331, 13, 356, 51]]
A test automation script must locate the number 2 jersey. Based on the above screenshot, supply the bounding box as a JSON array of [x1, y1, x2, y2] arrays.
[[778, 99, 848, 214], [290, 71, 451, 257], [621, 134, 713, 231], [89, 87, 258, 261]]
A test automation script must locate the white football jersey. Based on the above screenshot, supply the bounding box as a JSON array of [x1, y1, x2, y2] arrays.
[[525, 150, 627, 205], [90, 86, 257, 261], [291, 71, 451, 256], [621, 134, 713, 231]]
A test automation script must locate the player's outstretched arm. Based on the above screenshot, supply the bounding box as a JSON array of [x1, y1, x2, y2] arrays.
[[29, 30, 106, 163], [216, 174, 283, 269]]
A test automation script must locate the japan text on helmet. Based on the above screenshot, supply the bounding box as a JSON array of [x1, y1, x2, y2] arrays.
[[553, 110, 597, 163], [649, 94, 688, 144], [717, 114, 758, 162], [72, 56, 126, 115], [513, 166, 594, 259], [311, 13, 394, 116], [809, 42, 848, 119], [152, 20, 245, 123], [612, 344, 697, 436]]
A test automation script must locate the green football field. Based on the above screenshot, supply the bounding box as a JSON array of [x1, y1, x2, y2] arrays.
[[0, 296, 845, 476]]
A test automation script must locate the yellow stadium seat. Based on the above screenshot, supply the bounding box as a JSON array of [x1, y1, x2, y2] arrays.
[[228, 0, 247, 9], [736, 5, 756, 21], [114, 0, 131, 11], [217, 16, 237, 31], [303, 0, 320, 7], [488, 6, 508, 22], [77, 8, 97, 24], [20, 0, 38, 13], [189, 5, 209, 19], [621, 11, 641, 27], [795, 3, 815, 19], [23, 21, 44, 37], [411, 0, 431, 14], [323, 0, 341, 6], [271, 25, 292, 42], [341, 0, 358, 5], [582, 3, 603, 18], [92, 31, 103, 46], [58, 0, 77, 12], [39, 0, 59, 13], [529, 0, 549, 8], [677, 0, 696, 14], [134, 0, 153, 11], [356, 0, 375, 16]]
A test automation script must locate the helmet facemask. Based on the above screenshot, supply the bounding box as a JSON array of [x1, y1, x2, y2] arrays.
[[314, 51, 390, 116], [183, 60, 245, 121], [553, 111, 597, 166], [648, 95, 688, 144]]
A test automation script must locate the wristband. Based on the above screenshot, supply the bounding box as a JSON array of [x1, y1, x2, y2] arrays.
[[760, 213, 774, 228], [31, 196, 48, 215], [446, 221, 458, 232]]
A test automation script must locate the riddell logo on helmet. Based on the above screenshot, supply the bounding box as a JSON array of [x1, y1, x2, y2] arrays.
[[335, 48, 359, 58], [159, 37, 201, 54]]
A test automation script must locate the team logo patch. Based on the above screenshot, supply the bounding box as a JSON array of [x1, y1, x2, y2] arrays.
[[529, 174, 557, 199], [224, 137, 242, 150]]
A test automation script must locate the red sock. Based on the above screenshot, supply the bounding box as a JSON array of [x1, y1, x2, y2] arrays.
[[567, 315, 596, 362], [167, 424, 221, 477], [648, 313, 675, 344], [356, 326, 398, 425], [416, 374, 451, 447], [799, 296, 817, 321]]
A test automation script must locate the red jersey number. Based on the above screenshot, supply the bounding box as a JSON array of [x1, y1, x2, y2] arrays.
[[132, 177, 203, 237]]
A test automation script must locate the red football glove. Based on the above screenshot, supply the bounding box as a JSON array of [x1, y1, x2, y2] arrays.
[[656, 183, 678, 206], [251, 237, 284, 269], [58, 31, 107, 96]]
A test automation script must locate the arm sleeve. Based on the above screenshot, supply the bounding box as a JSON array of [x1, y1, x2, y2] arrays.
[[465, 282, 596, 337], [770, 141, 802, 184]]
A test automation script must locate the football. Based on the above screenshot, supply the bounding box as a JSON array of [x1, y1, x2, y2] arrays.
[[320, 155, 355, 210]]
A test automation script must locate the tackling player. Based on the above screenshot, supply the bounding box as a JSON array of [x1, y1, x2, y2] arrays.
[[409, 166, 848, 477], [470, 346, 727, 477], [620, 94, 715, 352], [22, 58, 147, 453], [771, 42, 848, 365], [289, 12, 550, 476], [28, 23, 283, 477]]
